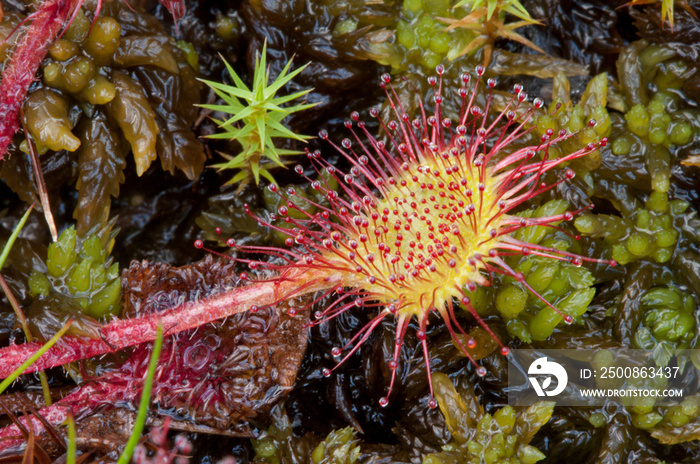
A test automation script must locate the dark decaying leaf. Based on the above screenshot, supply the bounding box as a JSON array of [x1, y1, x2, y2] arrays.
[[11, 255, 312, 460], [651, 417, 700, 444], [0, 149, 75, 208], [133, 64, 205, 180], [110, 255, 310, 434], [73, 110, 129, 236]]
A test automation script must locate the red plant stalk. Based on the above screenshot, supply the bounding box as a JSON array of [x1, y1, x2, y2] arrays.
[[0, 385, 95, 450], [0, 267, 339, 379]]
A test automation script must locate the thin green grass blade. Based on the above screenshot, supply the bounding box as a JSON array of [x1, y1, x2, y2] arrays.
[[0, 204, 34, 270], [116, 325, 164, 464], [67, 411, 76, 464]]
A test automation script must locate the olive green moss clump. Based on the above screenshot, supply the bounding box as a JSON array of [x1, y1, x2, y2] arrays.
[[533, 73, 611, 171], [28, 225, 120, 319], [29, 9, 186, 169], [632, 391, 700, 437], [633, 287, 696, 366], [252, 406, 361, 464], [253, 427, 360, 464], [389, 0, 473, 71], [646, 395, 700, 444], [617, 87, 695, 193], [468, 200, 596, 343], [611, 43, 698, 191], [575, 192, 687, 265], [3, 4, 205, 236], [424, 373, 552, 464]]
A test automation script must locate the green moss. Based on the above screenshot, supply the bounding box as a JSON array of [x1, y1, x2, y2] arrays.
[[382, 0, 475, 73], [200, 44, 316, 185], [483, 200, 597, 342], [532, 73, 610, 171], [425, 373, 552, 464], [176, 40, 199, 70], [669, 121, 693, 145], [83, 16, 121, 64], [29, 224, 121, 319], [575, 192, 684, 266], [626, 104, 650, 137], [495, 285, 528, 319], [214, 13, 239, 41], [633, 287, 696, 368], [252, 406, 361, 464]]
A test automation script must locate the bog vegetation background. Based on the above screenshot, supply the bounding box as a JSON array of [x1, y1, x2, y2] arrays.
[[0, 0, 699, 463]]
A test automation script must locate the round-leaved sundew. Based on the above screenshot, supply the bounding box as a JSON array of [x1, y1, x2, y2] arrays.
[[208, 65, 616, 409]]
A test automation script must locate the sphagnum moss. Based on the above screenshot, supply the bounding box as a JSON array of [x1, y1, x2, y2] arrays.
[[28, 223, 121, 319]]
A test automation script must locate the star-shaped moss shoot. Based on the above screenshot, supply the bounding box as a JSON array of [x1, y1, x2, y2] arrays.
[[624, 0, 698, 31], [199, 44, 316, 185], [442, 0, 544, 66]]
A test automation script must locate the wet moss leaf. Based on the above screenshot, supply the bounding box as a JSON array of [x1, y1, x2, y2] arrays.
[[490, 50, 589, 78], [432, 372, 482, 443], [23, 88, 81, 152], [73, 111, 128, 235], [113, 36, 180, 74], [106, 71, 159, 176], [134, 66, 205, 179], [512, 401, 555, 446], [650, 405, 700, 444]]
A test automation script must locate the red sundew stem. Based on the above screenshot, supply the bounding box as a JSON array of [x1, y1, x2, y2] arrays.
[[384, 314, 409, 402], [417, 314, 436, 407], [0, 384, 99, 452], [335, 310, 388, 364], [0, 268, 341, 379], [459, 291, 506, 352], [0, 0, 80, 159], [438, 304, 482, 372]]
